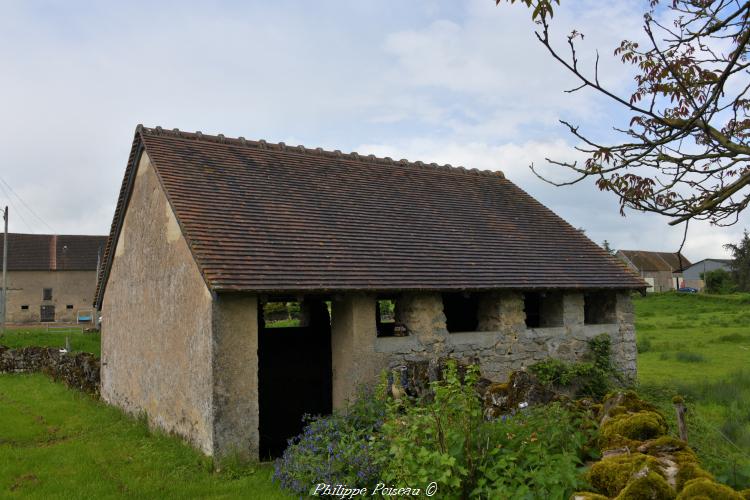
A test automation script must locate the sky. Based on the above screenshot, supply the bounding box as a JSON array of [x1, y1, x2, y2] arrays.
[[0, 0, 747, 262]]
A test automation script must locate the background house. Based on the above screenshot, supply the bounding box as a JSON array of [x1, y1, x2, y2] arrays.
[[682, 258, 733, 291], [615, 250, 691, 292], [0, 233, 106, 323], [96, 126, 646, 460]]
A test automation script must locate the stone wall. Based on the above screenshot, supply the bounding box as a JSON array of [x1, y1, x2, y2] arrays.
[[100, 152, 216, 455], [0, 345, 100, 394], [4, 270, 98, 324], [331, 294, 389, 409], [212, 294, 259, 459], [373, 291, 636, 384]]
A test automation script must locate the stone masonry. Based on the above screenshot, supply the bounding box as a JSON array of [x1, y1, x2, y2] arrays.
[[374, 291, 637, 384]]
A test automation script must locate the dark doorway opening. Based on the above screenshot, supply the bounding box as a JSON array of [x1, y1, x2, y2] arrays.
[[258, 297, 332, 459], [40, 305, 55, 322]]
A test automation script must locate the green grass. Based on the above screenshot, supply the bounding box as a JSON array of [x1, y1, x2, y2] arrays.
[[0, 373, 291, 499], [0, 327, 101, 358], [635, 292, 750, 488]]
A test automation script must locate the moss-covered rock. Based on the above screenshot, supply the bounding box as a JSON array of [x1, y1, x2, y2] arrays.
[[588, 453, 664, 497], [600, 411, 669, 449], [572, 493, 610, 500], [676, 477, 744, 499], [638, 436, 690, 455], [615, 471, 675, 499], [675, 462, 713, 492], [601, 390, 658, 417]]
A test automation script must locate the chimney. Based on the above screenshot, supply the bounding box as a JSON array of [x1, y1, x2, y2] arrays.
[[50, 235, 57, 271]]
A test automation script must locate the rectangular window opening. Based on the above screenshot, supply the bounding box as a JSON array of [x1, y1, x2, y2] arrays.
[[376, 297, 406, 337], [584, 292, 616, 325], [66, 304, 74, 310], [21, 305, 29, 310], [262, 300, 301, 328], [442, 292, 479, 333], [43, 288, 53, 301], [524, 292, 563, 328]]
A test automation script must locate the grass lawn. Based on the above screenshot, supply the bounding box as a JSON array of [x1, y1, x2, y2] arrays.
[[1, 327, 101, 358], [0, 373, 291, 499], [635, 292, 750, 489]]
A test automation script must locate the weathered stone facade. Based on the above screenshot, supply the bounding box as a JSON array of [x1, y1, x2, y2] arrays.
[[5, 270, 98, 324], [372, 291, 636, 384], [101, 152, 260, 459]]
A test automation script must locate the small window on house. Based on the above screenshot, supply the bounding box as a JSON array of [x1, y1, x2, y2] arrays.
[[21, 305, 29, 310], [43, 288, 53, 300], [376, 297, 406, 337], [524, 292, 564, 328], [262, 300, 301, 328], [66, 304, 74, 310], [584, 292, 616, 325], [442, 292, 479, 333]]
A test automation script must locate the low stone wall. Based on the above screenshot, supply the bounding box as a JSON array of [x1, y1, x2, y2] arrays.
[[0, 345, 100, 395], [377, 291, 637, 383]]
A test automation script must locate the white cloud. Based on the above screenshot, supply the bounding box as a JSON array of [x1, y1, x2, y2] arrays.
[[0, 0, 746, 261]]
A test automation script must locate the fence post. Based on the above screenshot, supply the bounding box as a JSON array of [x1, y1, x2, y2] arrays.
[[673, 395, 688, 442]]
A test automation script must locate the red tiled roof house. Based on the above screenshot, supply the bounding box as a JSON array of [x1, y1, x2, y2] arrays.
[[1, 233, 105, 324], [95, 126, 645, 459]]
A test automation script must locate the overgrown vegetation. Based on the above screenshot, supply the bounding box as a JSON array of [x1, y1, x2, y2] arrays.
[[704, 268, 737, 294], [275, 362, 595, 498], [528, 334, 618, 399]]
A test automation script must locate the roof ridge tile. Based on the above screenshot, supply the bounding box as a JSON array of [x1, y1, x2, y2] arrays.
[[138, 125, 505, 178]]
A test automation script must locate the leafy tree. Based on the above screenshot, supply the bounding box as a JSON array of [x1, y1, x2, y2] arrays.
[[724, 229, 750, 290], [498, 1, 750, 227], [702, 268, 736, 293], [602, 240, 616, 255]]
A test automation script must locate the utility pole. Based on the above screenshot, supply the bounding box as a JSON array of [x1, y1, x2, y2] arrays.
[[1, 206, 7, 336]]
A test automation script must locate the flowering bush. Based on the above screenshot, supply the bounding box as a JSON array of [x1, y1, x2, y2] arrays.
[[272, 389, 387, 496]]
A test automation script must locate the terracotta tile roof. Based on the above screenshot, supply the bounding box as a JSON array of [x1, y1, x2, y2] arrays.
[[0, 233, 106, 271], [95, 126, 646, 306], [617, 250, 691, 273]]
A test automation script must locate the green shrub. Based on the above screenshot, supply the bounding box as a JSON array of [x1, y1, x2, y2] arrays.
[[377, 361, 593, 499], [675, 352, 707, 363], [529, 334, 618, 399], [637, 337, 653, 353], [704, 269, 737, 294]]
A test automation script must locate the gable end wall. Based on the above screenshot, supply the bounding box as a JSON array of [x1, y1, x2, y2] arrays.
[[100, 152, 216, 454]]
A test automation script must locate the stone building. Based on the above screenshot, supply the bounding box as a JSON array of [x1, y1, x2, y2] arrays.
[[95, 126, 645, 460], [1, 233, 106, 324], [615, 250, 691, 292]]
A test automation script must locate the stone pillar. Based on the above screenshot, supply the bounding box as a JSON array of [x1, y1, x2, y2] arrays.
[[477, 291, 526, 332], [331, 294, 387, 410], [563, 292, 584, 329], [613, 292, 637, 380], [397, 292, 448, 346], [211, 293, 259, 459]]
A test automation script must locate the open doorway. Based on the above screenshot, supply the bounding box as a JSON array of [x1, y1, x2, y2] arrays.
[[258, 297, 332, 459]]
